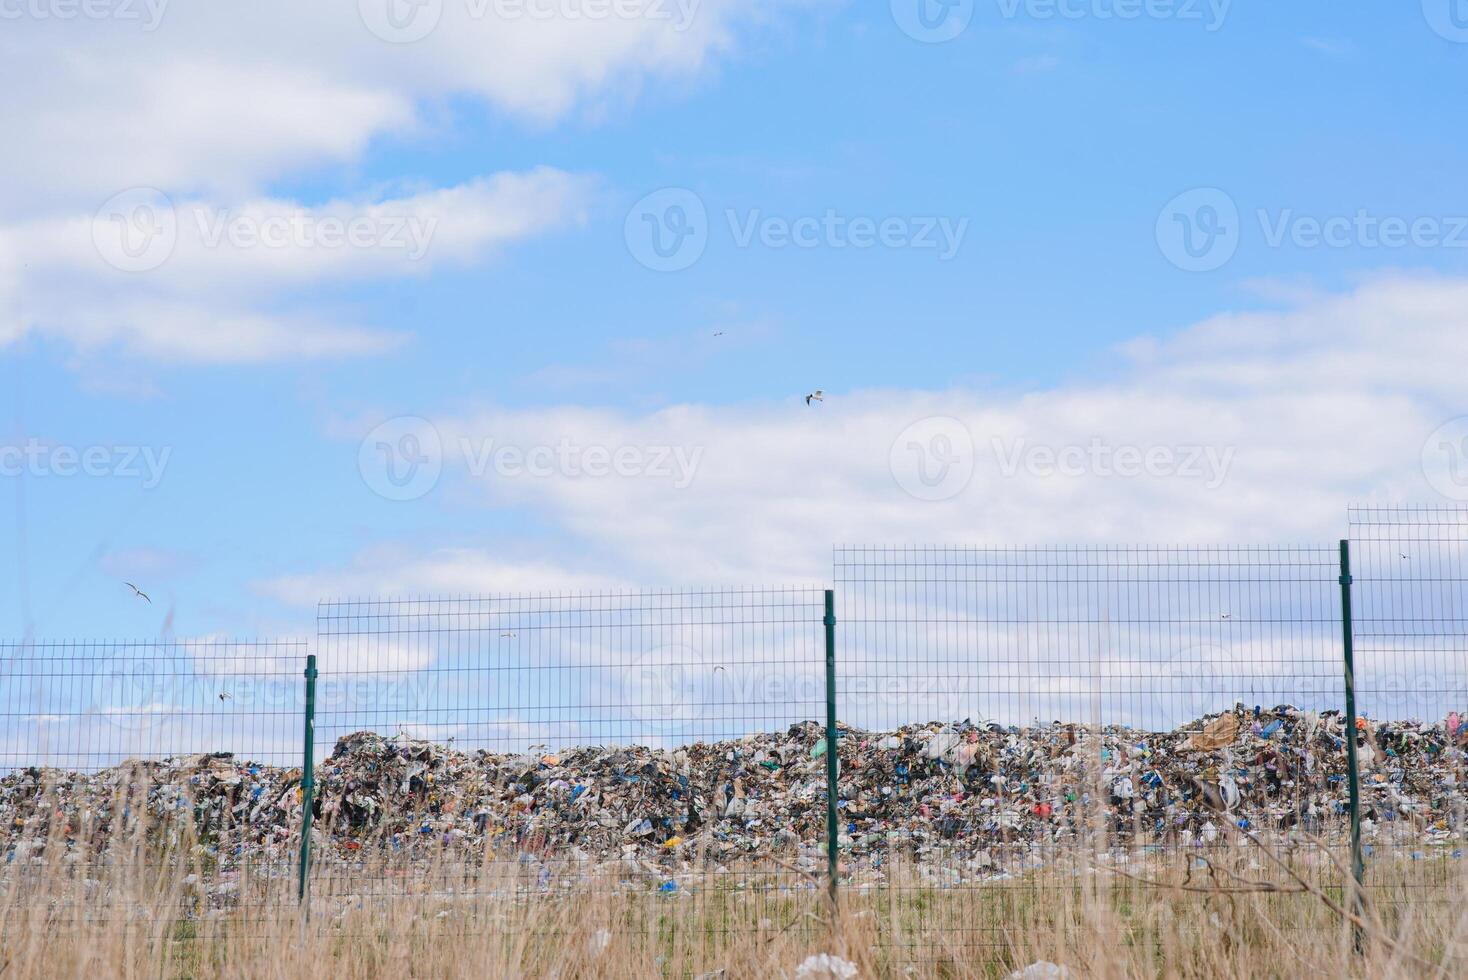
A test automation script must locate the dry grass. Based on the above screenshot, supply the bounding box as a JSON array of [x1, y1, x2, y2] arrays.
[[4, 774, 1467, 977], [2, 841, 1467, 978]]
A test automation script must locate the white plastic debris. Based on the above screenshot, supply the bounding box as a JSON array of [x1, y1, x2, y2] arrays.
[[1007, 963, 1071, 980], [794, 953, 859, 979]]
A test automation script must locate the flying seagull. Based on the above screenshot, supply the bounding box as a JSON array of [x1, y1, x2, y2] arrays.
[[218, 692, 232, 702], [805, 390, 824, 405], [713, 331, 724, 337], [125, 582, 151, 604], [499, 632, 517, 639], [1220, 613, 1232, 620]]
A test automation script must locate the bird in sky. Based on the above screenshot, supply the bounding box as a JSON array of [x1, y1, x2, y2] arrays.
[[713, 331, 724, 337], [805, 390, 824, 405], [1220, 613, 1232, 620], [1401, 553, 1411, 560], [499, 632, 517, 639], [218, 692, 232, 702], [125, 582, 151, 604]]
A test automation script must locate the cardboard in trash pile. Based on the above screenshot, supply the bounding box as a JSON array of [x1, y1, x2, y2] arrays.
[[2, 702, 1465, 906]]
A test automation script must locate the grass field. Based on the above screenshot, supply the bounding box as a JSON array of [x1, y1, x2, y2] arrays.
[[2, 831, 1465, 979]]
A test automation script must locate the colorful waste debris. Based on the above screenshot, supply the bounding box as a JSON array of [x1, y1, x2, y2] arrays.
[[3, 703, 1466, 901]]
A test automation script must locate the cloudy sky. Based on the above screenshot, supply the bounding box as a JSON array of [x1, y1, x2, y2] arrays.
[[2, 2, 1468, 757]]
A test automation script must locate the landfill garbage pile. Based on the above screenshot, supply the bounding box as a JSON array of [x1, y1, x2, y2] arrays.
[[0, 753, 304, 881], [3, 704, 1466, 886]]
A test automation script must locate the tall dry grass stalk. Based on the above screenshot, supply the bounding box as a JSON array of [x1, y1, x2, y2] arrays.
[[4, 771, 1468, 978]]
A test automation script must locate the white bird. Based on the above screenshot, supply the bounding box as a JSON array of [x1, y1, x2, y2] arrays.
[[218, 692, 232, 702], [125, 582, 151, 604], [805, 390, 824, 405], [1220, 613, 1232, 620], [499, 632, 517, 639]]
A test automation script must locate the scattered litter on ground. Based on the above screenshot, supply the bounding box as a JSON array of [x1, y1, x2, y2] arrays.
[[793, 953, 859, 979], [1007, 962, 1071, 980]]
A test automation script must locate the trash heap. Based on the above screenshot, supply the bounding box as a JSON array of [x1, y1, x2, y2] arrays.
[[3, 704, 1467, 888], [0, 753, 304, 872]]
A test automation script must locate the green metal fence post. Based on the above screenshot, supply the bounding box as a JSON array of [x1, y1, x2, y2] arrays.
[[824, 589, 839, 908], [1338, 540, 1365, 947], [297, 653, 318, 909]]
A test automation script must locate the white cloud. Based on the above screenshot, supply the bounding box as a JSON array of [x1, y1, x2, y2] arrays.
[[2, 168, 593, 362], [0, 2, 762, 361], [285, 276, 1468, 591], [0, 56, 415, 213], [0, 1, 756, 211]]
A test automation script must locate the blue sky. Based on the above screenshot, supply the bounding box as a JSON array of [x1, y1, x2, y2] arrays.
[[4, 0, 1468, 656]]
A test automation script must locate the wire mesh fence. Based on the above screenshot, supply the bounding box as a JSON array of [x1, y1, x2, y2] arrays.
[[1, 519, 1465, 964], [831, 545, 1350, 963], [1348, 505, 1468, 896], [307, 589, 832, 958], [0, 638, 308, 923]]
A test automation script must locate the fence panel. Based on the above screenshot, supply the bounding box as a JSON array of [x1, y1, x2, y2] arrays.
[[309, 589, 831, 969], [832, 545, 1348, 968], [1348, 505, 1468, 903], [0, 638, 307, 924]]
